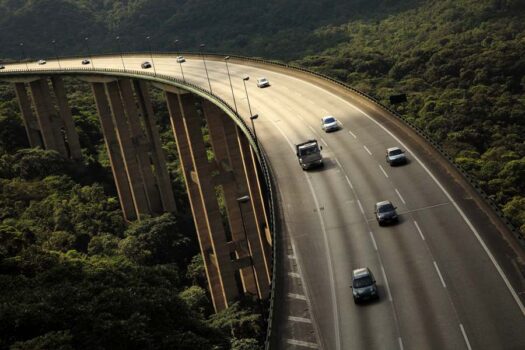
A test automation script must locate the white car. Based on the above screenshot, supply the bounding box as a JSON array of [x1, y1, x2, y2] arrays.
[[37, 59, 46, 65], [321, 116, 339, 132], [386, 147, 407, 166], [176, 56, 186, 63], [257, 77, 270, 88]]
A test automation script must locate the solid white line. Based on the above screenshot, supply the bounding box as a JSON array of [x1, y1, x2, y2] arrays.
[[345, 175, 354, 189], [433, 261, 447, 288], [286, 339, 319, 349], [379, 164, 389, 178], [363, 145, 372, 155], [335, 158, 343, 169], [320, 138, 328, 146], [381, 266, 393, 302], [398, 337, 404, 350], [288, 316, 312, 323], [288, 293, 307, 300], [395, 188, 406, 205], [288, 272, 301, 278], [348, 130, 357, 138], [459, 324, 473, 350], [369, 231, 378, 251], [414, 221, 425, 241], [357, 199, 365, 215]]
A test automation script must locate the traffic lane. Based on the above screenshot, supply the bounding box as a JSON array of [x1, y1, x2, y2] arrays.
[[413, 205, 525, 349], [311, 163, 399, 349], [253, 103, 339, 350]]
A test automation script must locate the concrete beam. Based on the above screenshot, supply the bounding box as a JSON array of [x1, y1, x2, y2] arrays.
[[91, 82, 136, 221], [134, 79, 177, 213], [13, 82, 43, 148], [105, 81, 150, 218], [51, 76, 82, 159]]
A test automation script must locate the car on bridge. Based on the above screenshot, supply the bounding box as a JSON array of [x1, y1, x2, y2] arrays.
[[351, 267, 378, 303], [257, 77, 270, 88], [374, 200, 399, 226], [37, 59, 46, 65], [0, 65, 4, 70], [141, 61, 152, 69], [386, 147, 407, 166], [176, 56, 186, 63], [81, 59, 90, 65], [321, 115, 339, 132]]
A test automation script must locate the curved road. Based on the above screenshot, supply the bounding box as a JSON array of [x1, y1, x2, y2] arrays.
[[2, 54, 525, 349]]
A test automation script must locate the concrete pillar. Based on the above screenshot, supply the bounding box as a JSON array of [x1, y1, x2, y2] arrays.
[[28, 79, 62, 154], [105, 81, 150, 218], [13, 83, 43, 148], [91, 82, 136, 221], [203, 101, 259, 296], [237, 128, 272, 251], [166, 91, 239, 311], [223, 114, 272, 294], [133, 80, 177, 213], [51, 76, 82, 159], [117, 79, 162, 214]]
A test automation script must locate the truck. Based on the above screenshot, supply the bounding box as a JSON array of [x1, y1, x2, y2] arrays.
[[296, 139, 323, 170]]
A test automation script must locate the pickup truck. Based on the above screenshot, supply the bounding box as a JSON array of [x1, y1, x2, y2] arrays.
[[296, 140, 323, 170]]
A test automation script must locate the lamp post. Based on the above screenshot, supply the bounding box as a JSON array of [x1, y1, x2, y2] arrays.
[[174, 39, 180, 55], [146, 36, 157, 76], [116, 36, 126, 70], [236, 195, 261, 299], [224, 56, 238, 113], [250, 114, 259, 150], [242, 75, 253, 117], [200, 43, 212, 92], [51, 40, 62, 70], [179, 60, 186, 82], [19, 43, 29, 70], [85, 37, 95, 69]]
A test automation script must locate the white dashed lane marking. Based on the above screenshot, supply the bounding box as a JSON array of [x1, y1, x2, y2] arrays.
[[460, 324, 472, 350], [286, 339, 319, 349], [433, 261, 447, 288], [379, 164, 389, 178], [348, 130, 357, 138], [288, 293, 307, 301], [414, 221, 425, 241], [395, 188, 406, 205], [288, 316, 312, 324], [363, 145, 372, 155]]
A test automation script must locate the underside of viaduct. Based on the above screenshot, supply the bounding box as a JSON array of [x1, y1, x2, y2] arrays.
[[6, 74, 272, 312]]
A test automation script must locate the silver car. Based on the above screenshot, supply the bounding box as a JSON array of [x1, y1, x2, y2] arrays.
[[386, 147, 407, 166], [176, 56, 186, 63], [257, 77, 270, 88], [321, 116, 339, 132], [37, 59, 46, 65]]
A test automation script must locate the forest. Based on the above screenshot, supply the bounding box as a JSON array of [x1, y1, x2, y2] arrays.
[[1, 0, 524, 348]]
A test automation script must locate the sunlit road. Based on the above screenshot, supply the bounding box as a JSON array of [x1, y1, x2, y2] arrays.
[[2, 55, 525, 350]]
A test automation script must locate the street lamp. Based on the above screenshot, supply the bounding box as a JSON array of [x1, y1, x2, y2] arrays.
[[250, 114, 259, 150], [19, 43, 29, 70], [85, 37, 95, 69], [174, 39, 180, 55], [224, 56, 238, 113], [236, 195, 261, 299], [146, 36, 157, 76], [200, 43, 212, 92], [179, 59, 186, 82], [242, 75, 253, 117], [51, 40, 61, 70], [116, 36, 126, 70]]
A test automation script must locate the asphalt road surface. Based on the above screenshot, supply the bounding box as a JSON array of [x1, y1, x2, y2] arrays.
[[2, 55, 525, 350]]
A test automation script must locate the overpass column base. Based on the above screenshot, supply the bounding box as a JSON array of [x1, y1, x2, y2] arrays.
[[13, 82, 43, 148]]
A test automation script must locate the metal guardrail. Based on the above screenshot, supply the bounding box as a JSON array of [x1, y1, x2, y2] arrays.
[[2, 50, 523, 349]]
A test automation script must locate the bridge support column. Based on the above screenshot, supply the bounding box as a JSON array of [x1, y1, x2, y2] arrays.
[[238, 128, 272, 250], [105, 81, 151, 218], [91, 82, 137, 221], [28, 79, 68, 156], [133, 80, 177, 213], [51, 77, 82, 159], [13, 83, 43, 148], [166, 91, 239, 311], [203, 100, 270, 299]]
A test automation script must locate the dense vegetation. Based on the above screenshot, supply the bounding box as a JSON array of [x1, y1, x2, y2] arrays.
[[1, 0, 524, 348], [0, 81, 264, 349]]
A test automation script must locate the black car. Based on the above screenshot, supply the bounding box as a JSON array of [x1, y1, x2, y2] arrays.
[[374, 200, 398, 226], [351, 267, 378, 303], [81, 59, 90, 65], [0, 65, 5, 70], [141, 61, 152, 69]]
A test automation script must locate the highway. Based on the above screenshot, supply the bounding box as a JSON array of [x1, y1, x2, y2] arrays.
[[2, 54, 525, 349]]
